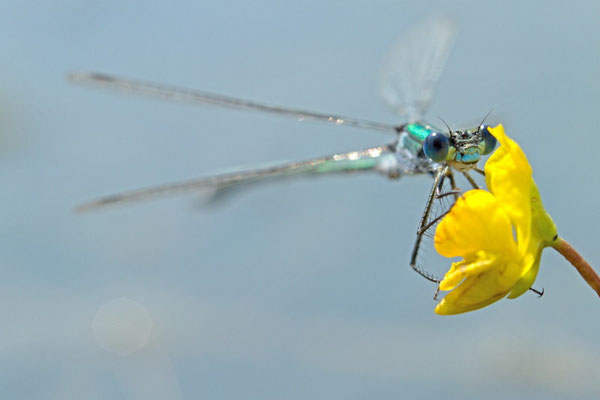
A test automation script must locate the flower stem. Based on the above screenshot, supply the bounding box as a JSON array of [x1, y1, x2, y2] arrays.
[[551, 237, 600, 297]]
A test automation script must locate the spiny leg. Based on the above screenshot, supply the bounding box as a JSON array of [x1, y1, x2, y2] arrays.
[[429, 169, 460, 298], [462, 171, 479, 189], [446, 169, 460, 201], [418, 210, 451, 236], [409, 166, 449, 283], [528, 287, 544, 298], [434, 168, 461, 200], [433, 286, 441, 301], [420, 169, 459, 235]]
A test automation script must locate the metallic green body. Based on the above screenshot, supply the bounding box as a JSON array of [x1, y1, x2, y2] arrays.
[[399, 123, 431, 156], [405, 123, 432, 141]]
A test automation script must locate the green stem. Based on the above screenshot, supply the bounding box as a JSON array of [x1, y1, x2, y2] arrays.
[[551, 237, 600, 298]]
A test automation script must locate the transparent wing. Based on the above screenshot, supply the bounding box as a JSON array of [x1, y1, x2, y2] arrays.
[[76, 144, 428, 212], [379, 14, 457, 121], [68, 72, 398, 134]]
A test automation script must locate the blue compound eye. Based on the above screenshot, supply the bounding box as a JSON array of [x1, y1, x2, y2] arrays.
[[423, 131, 449, 162], [480, 125, 497, 155]]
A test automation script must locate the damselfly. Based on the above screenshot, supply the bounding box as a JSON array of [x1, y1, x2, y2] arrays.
[[69, 15, 497, 283]]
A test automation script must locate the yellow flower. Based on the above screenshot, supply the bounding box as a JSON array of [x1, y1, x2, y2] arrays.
[[433, 125, 558, 315]]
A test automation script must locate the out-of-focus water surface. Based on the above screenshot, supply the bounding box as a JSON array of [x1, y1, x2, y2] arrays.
[[2, 1, 600, 399]]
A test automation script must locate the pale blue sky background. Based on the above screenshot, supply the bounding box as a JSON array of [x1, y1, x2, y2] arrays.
[[1, 1, 600, 399]]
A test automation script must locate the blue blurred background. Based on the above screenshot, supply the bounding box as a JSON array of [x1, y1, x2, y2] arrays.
[[2, 1, 600, 399]]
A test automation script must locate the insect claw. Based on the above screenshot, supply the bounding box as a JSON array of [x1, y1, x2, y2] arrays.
[[529, 287, 545, 298]]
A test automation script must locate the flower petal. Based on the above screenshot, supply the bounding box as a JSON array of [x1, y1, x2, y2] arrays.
[[484, 125, 532, 254], [438, 252, 497, 291], [435, 256, 524, 315], [435, 263, 511, 315], [434, 190, 517, 259]]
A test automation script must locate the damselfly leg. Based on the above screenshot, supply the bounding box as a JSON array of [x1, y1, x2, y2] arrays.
[[410, 165, 452, 283]]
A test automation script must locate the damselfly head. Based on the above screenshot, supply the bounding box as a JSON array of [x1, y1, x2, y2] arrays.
[[445, 125, 497, 166]]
